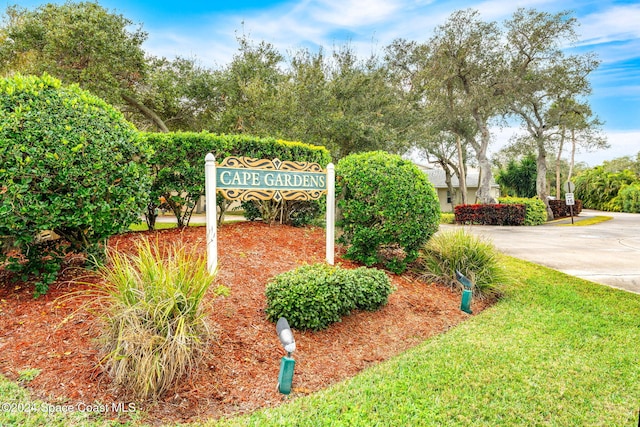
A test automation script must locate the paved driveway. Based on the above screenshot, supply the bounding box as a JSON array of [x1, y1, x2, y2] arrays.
[[442, 210, 640, 294]]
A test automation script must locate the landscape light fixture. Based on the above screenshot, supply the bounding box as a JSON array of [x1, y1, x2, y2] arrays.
[[276, 317, 296, 395], [455, 270, 474, 314]]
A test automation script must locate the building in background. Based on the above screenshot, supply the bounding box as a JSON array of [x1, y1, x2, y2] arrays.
[[418, 165, 500, 212]]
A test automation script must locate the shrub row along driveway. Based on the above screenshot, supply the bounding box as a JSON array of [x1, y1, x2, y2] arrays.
[[444, 210, 640, 294]]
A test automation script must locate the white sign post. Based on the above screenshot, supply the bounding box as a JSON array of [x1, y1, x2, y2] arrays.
[[326, 164, 335, 265], [204, 153, 218, 274], [204, 154, 335, 274]]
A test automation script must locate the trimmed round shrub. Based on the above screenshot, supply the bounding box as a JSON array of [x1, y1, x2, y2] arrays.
[[337, 151, 440, 273], [0, 74, 151, 295], [265, 263, 394, 330]]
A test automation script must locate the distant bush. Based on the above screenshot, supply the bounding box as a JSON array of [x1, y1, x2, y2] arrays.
[[414, 229, 506, 298], [440, 213, 456, 224], [498, 197, 546, 225], [454, 204, 525, 226], [619, 184, 640, 213], [96, 238, 228, 399], [0, 74, 151, 296], [575, 167, 638, 211], [336, 151, 440, 273], [265, 263, 394, 330], [548, 199, 583, 218]]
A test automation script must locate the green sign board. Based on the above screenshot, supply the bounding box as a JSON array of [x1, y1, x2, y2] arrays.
[[217, 168, 326, 191], [215, 156, 327, 201]]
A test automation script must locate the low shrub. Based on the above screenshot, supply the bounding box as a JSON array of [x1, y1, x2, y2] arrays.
[[265, 263, 394, 330], [95, 238, 227, 400], [414, 229, 507, 298], [337, 151, 440, 273], [498, 197, 547, 225], [440, 213, 456, 224], [548, 199, 583, 218], [454, 204, 525, 225]]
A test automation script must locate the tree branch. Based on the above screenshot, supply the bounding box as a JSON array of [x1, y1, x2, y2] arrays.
[[121, 93, 169, 133]]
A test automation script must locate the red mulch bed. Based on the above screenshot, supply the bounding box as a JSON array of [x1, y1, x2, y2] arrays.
[[0, 222, 494, 424]]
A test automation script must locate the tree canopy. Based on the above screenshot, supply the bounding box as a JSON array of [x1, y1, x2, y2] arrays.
[[1, 2, 613, 205]]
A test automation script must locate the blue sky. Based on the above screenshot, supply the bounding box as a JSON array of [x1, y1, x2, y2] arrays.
[[8, 0, 640, 165]]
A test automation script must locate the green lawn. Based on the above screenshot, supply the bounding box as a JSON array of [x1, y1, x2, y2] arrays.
[[2, 257, 639, 426]]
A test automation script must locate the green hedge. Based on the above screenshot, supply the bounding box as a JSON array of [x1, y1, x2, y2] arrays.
[[337, 151, 440, 273], [454, 204, 525, 225], [265, 263, 394, 331], [140, 132, 331, 227], [498, 197, 547, 225]]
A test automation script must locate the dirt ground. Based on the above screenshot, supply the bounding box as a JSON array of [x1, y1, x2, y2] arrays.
[[0, 222, 493, 424]]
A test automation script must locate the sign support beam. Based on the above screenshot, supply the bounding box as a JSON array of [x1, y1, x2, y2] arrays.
[[326, 163, 335, 265], [205, 153, 217, 274]]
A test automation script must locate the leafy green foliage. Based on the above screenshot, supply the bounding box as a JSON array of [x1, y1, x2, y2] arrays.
[[0, 2, 147, 108], [619, 183, 640, 213], [415, 228, 507, 298], [337, 151, 440, 273], [440, 213, 456, 224], [499, 197, 547, 225], [140, 132, 331, 228], [95, 238, 227, 400], [575, 166, 639, 211], [0, 74, 151, 296], [496, 154, 537, 198], [265, 263, 394, 331]]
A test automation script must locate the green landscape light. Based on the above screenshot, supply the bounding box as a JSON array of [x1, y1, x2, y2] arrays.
[[276, 317, 296, 395], [456, 270, 473, 314]]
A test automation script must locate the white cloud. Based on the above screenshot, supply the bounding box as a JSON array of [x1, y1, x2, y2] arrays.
[[489, 126, 640, 166], [307, 0, 403, 27], [577, 4, 640, 46]]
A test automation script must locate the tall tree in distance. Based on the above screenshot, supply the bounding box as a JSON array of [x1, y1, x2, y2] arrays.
[[505, 8, 601, 218], [425, 9, 507, 204], [547, 97, 608, 197]]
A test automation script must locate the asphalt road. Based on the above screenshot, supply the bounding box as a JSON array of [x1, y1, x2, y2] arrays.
[[443, 210, 640, 294]]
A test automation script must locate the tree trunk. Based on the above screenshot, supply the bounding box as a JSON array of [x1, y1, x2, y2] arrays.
[[122, 93, 169, 133], [456, 134, 468, 205], [568, 128, 576, 182], [441, 162, 455, 211], [469, 111, 496, 204], [536, 139, 554, 220], [555, 125, 565, 199]]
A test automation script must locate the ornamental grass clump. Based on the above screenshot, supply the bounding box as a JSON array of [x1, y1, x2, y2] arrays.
[[96, 238, 225, 400], [415, 229, 507, 298]]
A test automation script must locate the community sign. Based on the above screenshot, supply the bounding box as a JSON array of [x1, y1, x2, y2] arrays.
[[204, 154, 335, 273]]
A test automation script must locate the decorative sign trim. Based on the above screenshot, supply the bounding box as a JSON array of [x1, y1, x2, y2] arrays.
[[216, 156, 327, 202]]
